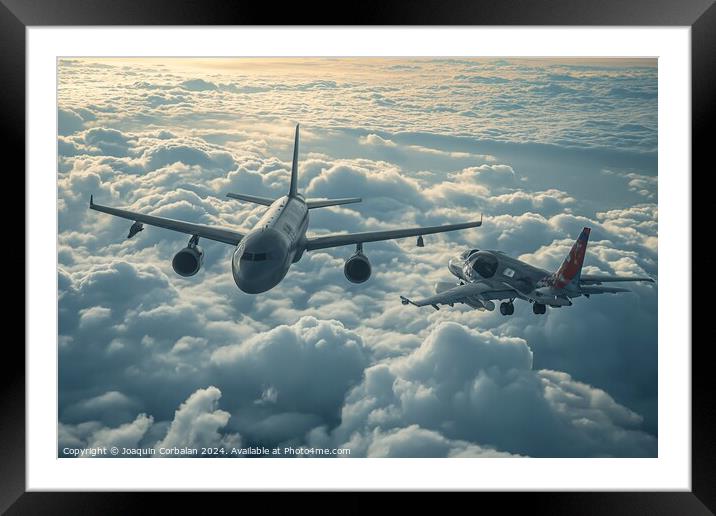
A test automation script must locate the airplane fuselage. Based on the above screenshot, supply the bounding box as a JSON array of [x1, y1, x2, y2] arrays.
[[447, 249, 575, 308], [231, 195, 309, 293]]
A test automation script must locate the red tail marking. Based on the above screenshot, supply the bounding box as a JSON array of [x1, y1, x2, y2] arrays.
[[551, 227, 590, 288]]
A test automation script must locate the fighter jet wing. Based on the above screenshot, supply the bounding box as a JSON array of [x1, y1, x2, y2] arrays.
[[580, 274, 654, 285], [400, 282, 516, 310], [89, 196, 244, 246], [304, 218, 482, 251]]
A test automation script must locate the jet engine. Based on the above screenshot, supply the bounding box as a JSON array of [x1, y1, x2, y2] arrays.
[[172, 245, 204, 277], [344, 252, 371, 283]]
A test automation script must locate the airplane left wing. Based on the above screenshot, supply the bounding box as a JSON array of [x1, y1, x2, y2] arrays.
[[89, 196, 245, 246], [304, 218, 482, 251], [400, 282, 516, 310]]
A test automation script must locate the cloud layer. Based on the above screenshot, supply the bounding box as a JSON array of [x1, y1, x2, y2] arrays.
[[58, 58, 658, 457]]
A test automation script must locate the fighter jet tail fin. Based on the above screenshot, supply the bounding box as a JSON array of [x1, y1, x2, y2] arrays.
[[289, 123, 300, 198], [550, 227, 590, 288]]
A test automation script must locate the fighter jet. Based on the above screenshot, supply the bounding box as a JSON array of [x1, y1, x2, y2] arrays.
[[89, 124, 482, 294], [400, 227, 654, 314]]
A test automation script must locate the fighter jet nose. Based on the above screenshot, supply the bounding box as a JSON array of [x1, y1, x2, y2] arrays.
[[448, 257, 463, 275]]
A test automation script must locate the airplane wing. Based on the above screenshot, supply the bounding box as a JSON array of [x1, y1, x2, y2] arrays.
[[304, 218, 482, 251], [580, 274, 654, 285], [89, 196, 244, 246], [400, 282, 516, 309]]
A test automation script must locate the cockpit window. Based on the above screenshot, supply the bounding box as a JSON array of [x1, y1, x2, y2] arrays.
[[471, 252, 498, 278], [460, 249, 480, 259], [241, 251, 270, 262]]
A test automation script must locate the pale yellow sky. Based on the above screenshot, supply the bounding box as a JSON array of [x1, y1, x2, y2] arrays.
[[60, 56, 656, 76]]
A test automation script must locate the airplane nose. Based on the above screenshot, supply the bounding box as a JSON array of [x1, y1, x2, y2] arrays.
[[448, 257, 462, 274], [233, 260, 282, 294], [235, 274, 273, 294], [231, 229, 288, 294]]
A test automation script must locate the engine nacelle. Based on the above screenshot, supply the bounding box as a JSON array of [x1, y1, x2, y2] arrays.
[[344, 252, 371, 283], [172, 246, 204, 277]]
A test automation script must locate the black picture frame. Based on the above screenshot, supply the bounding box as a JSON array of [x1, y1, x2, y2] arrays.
[[5, 0, 710, 512]]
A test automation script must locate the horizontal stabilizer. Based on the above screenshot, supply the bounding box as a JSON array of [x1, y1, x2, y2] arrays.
[[580, 285, 631, 294], [306, 197, 362, 209], [226, 193, 275, 206], [580, 274, 654, 284]]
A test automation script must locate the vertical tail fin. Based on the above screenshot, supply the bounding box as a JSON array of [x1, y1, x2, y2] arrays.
[[289, 124, 300, 198], [551, 227, 590, 288]]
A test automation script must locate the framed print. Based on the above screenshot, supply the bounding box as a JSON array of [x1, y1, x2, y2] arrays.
[[5, 0, 712, 512]]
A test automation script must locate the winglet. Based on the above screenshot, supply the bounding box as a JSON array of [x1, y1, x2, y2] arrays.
[[89, 194, 94, 208]]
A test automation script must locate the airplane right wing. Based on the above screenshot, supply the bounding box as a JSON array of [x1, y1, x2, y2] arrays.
[[304, 218, 482, 251], [400, 282, 517, 310]]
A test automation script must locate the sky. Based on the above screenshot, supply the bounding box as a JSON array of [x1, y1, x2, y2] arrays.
[[57, 57, 658, 458]]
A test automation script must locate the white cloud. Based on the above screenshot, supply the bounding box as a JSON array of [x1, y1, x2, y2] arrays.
[[155, 386, 240, 450], [57, 58, 658, 458], [328, 322, 656, 457]]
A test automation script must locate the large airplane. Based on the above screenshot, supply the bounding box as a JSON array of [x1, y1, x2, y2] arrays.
[[89, 124, 482, 294], [400, 227, 654, 314]]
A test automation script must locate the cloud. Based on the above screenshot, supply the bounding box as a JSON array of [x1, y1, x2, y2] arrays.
[[155, 386, 240, 450], [58, 108, 87, 135], [179, 79, 219, 91], [356, 425, 519, 458], [360, 134, 397, 147], [327, 322, 656, 457], [87, 414, 154, 449], [59, 386, 240, 456], [305, 162, 428, 212], [59, 414, 153, 455], [210, 316, 369, 445], [57, 58, 658, 458]]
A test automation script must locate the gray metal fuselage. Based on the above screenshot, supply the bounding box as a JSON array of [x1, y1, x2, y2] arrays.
[[447, 250, 575, 308], [232, 195, 308, 293]]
